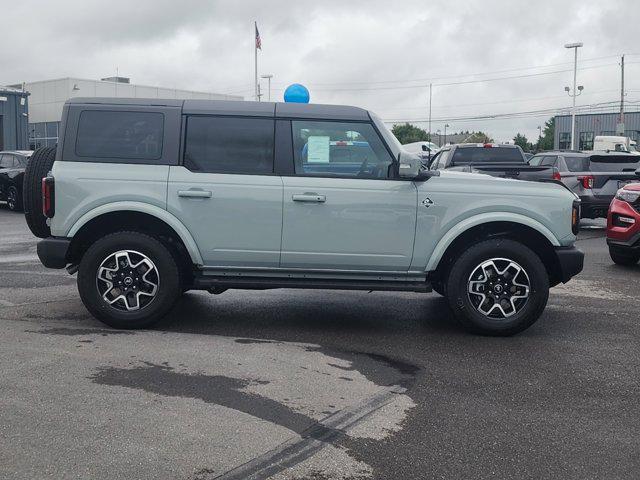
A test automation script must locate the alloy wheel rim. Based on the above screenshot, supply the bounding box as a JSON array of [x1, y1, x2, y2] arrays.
[[467, 258, 530, 319], [96, 250, 159, 312], [7, 189, 16, 210]]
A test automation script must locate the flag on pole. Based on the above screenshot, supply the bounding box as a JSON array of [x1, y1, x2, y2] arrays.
[[255, 22, 262, 50]]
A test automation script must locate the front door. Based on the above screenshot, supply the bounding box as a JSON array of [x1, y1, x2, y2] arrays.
[[167, 115, 283, 267], [280, 120, 417, 272]]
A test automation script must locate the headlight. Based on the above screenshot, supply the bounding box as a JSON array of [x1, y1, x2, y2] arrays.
[[615, 189, 640, 204]]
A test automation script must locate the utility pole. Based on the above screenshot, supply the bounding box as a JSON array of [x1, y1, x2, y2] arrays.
[[618, 54, 625, 135], [537, 125, 542, 150], [444, 123, 450, 146], [428, 83, 432, 143]]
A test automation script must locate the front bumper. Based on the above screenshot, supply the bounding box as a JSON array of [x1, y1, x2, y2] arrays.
[[37, 237, 71, 269], [579, 195, 613, 219], [555, 246, 584, 283]]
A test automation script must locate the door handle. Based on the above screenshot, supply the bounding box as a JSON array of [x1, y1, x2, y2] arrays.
[[292, 193, 326, 203], [178, 189, 212, 199]]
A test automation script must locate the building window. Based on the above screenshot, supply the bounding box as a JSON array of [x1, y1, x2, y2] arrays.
[[28, 121, 60, 150], [579, 132, 594, 150], [559, 132, 571, 150]]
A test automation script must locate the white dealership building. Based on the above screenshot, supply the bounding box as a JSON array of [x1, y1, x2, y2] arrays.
[[8, 76, 242, 149]]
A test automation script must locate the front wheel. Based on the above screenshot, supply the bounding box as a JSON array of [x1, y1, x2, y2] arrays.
[[77, 231, 182, 329], [445, 239, 549, 336], [609, 247, 640, 266], [7, 186, 22, 211]]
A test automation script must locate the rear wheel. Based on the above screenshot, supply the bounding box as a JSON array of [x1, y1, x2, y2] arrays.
[[23, 146, 57, 238], [445, 239, 549, 336], [609, 247, 640, 266], [7, 186, 22, 211], [77, 231, 182, 329]]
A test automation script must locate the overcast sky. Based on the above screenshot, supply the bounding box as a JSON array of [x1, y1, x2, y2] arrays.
[[2, 0, 639, 141]]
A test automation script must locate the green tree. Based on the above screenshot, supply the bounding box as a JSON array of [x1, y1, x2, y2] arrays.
[[466, 131, 494, 143], [538, 117, 555, 151], [513, 133, 529, 151], [392, 123, 430, 144]]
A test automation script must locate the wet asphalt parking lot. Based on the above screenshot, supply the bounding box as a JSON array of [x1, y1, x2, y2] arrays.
[[0, 206, 638, 480]]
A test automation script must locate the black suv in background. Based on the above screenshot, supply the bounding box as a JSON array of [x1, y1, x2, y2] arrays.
[[529, 151, 640, 219], [0, 150, 32, 211]]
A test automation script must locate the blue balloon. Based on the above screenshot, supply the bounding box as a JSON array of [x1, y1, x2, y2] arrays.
[[284, 84, 310, 103]]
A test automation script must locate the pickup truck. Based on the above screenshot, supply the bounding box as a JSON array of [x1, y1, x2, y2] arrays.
[[23, 97, 583, 336], [428, 143, 556, 181]]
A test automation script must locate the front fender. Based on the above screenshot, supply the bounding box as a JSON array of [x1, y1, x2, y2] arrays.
[[424, 212, 560, 271], [66, 201, 204, 266]]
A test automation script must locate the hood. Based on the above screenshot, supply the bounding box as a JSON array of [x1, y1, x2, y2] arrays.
[[425, 169, 575, 200]]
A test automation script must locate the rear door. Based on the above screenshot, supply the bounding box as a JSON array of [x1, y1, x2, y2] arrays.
[[280, 119, 417, 272], [167, 115, 283, 268]]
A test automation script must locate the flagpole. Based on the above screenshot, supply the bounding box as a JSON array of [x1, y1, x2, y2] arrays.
[[254, 21, 258, 101]]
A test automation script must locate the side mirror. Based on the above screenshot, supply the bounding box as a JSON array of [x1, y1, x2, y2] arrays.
[[421, 144, 428, 152], [398, 152, 440, 181]]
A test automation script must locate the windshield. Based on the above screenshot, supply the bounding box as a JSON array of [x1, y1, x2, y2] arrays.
[[451, 147, 524, 164]]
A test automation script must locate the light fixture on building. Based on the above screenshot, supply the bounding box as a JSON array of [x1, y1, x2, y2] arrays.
[[72, 84, 80, 91]]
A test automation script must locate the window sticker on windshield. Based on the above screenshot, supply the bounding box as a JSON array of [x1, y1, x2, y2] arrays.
[[307, 136, 330, 163]]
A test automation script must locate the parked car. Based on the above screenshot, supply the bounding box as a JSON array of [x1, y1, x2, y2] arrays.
[[529, 151, 640, 219], [0, 150, 32, 211], [428, 143, 557, 181], [25, 97, 583, 336], [403, 141, 440, 161], [607, 182, 640, 265]]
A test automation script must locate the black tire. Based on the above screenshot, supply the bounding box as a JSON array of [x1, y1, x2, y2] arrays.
[[445, 238, 549, 336], [77, 231, 182, 329], [609, 248, 640, 266], [7, 185, 22, 212], [23, 146, 57, 238]]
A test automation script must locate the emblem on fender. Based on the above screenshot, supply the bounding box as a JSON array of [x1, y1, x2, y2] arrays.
[[422, 197, 434, 208]]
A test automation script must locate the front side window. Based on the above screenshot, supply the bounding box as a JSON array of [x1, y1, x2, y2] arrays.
[[0, 155, 14, 168], [292, 121, 393, 179], [540, 156, 557, 166], [184, 116, 274, 174], [529, 155, 543, 166], [76, 110, 164, 160]]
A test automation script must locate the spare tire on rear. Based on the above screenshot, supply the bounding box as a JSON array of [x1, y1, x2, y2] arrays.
[[23, 146, 57, 238]]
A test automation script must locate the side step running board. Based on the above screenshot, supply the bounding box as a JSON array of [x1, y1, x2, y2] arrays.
[[192, 275, 431, 293]]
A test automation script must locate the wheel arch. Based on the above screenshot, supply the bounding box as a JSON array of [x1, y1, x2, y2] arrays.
[[428, 216, 563, 287], [66, 203, 203, 267]]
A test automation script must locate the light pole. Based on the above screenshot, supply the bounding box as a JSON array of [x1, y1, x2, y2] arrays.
[[444, 123, 450, 146], [565, 42, 584, 150], [261, 74, 273, 101], [436, 129, 442, 147], [537, 125, 542, 150]]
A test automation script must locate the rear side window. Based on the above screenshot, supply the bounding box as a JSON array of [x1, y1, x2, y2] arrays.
[[451, 147, 523, 164], [184, 116, 274, 174], [563, 155, 589, 172], [75, 111, 164, 160]]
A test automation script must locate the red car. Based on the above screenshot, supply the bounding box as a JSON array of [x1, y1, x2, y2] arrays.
[[607, 182, 640, 265]]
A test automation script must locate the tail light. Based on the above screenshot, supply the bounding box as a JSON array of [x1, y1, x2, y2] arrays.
[[42, 176, 55, 218], [483, 143, 493, 148], [552, 169, 561, 181], [578, 175, 595, 189]]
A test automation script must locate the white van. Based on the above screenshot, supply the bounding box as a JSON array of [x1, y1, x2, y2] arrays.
[[592, 135, 640, 155]]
